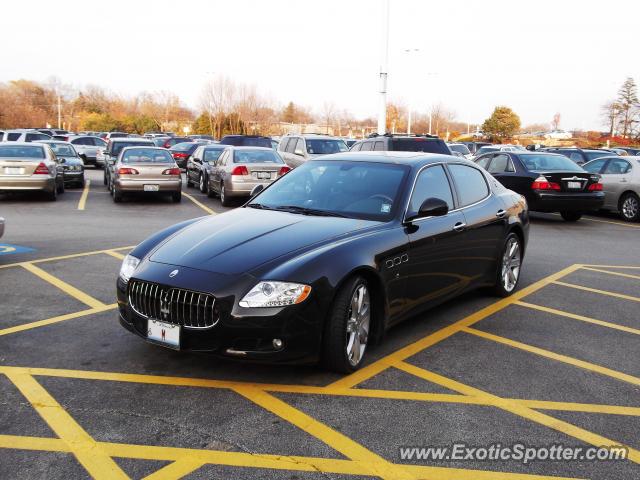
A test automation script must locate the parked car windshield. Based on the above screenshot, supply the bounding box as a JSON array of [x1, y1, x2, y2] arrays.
[[45, 143, 77, 157], [112, 141, 154, 156], [475, 146, 500, 155], [0, 145, 45, 159], [520, 154, 584, 172], [448, 144, 471, 155], [222, 136, 272, 147], [251, 160, 410, 221], [171, 142, 197, 152], [122, 148, 173, 163], [233, 149, 283, 163], [305, 139, 348, 155], [203, 149, 225, 162], [391, 138, 451, 154]]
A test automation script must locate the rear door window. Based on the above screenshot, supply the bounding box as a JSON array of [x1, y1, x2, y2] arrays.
[[583, 159, 607, 174], [373, 141, 385, 151], [6, 133, 20, 141], [449, 164, 489, 207], [488, 154, 514, 173], [603, 159, 631, 174], [285, 138, 298, 153], [360, 142, 373, 151], [475, 155, 492, 169]]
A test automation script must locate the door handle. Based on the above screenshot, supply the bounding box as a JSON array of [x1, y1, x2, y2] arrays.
[[453, 222, 466, 232], [496, 209, 507, 218], [620, 179, 628, 183]]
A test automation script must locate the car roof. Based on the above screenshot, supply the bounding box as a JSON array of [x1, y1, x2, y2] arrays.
[[310, 151, 473, 167], [110, 138, 153, 143], [510, 151, 565, 157], [37, 140, 71, 145], [120, 146, 167, 152], [225, 146, 274, 151], [0, 142, 45, 147]]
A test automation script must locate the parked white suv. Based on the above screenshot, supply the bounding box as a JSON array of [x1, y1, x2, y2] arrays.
[[277, 134, 348, 168], [1, 129, 52, 143]]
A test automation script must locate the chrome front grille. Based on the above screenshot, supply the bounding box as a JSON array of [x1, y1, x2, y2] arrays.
[[128, 280, 218, 329]]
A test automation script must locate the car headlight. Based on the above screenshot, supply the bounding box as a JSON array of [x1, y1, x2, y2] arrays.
[[239, 281, 311, 308], [119, 254, 140, 282]]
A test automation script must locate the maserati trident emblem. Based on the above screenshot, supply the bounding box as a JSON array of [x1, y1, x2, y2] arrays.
[[160, 291, 170, 319], [169, 269, 179, 278]]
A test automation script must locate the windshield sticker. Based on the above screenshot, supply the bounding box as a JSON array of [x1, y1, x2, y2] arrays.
[[381, 203, 391, 213]]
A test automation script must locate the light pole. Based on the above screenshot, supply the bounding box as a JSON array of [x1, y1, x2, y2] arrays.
[[377, 0, 390, 135], [402, 48, 419, 134]]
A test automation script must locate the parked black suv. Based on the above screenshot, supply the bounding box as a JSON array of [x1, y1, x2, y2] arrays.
[[219, 135, 272, 148], [350, 133, 451, 154]]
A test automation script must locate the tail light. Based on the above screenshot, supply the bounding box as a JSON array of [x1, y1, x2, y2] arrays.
[[588, 182, 603, 191], [231, 166, 249, 176], [162, 168, 181, 176], [118, 167, 139, 175], [172, 152, 188, 158], [278, 166, 291, 175], [33, 162, 50, 174], [531, 176, 560, 191]]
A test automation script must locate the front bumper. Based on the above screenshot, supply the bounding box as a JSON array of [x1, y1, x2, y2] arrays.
[[529, 191, 605, 212], [63, 171, 84, 183], [0, 177, 55, 191], [116, 178, 181, 192], [116, 262, 325, 364]]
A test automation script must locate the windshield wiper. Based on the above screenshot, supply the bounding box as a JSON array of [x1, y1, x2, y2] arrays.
[[274, 205, 347, 218], [246, 203, 270, 209]]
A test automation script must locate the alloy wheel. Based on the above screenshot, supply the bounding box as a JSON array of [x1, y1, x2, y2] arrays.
[[199, 174, 205, 192], [501, 237, 521, 292], [345, 284, 370, 367], [622, 195, 639, 220]]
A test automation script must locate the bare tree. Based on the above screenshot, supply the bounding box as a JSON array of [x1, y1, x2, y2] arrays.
[[551, 112, 561, 130], [617, 77, 639, 138]]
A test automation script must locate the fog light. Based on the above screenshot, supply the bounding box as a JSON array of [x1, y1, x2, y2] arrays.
[[272, 338, 283, 349]]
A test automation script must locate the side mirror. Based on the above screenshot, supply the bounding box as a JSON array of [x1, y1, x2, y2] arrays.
[[406, 197, 449, 222], [194, 158, 201, 164], [250, 184, 264, 198], [294, 149, 304, 156]]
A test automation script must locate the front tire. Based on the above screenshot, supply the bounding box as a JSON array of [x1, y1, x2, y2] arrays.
[[322, 276, 371, 373], [620, 193, 640, 222], [56, 178, 65, 194], [492, 232, 522, 297], [199, 173, 209, 194], [560, 211, 582, 221], [46, 186, 57, 201]]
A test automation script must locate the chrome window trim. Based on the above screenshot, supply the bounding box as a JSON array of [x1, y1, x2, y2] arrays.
[[402, 162, 493, 224]]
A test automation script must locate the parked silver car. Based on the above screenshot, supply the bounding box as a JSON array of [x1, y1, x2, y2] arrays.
[[1, 129, 52, 143], [277, 133, 348, 168], [0, 143, 65, 200], [583, 156, 640, 221], [68, 136, 107, 167], [207, 147, 290, 206]]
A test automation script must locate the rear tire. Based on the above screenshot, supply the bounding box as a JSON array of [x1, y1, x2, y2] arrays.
[[46, 186, 57, 201], [560, 211, 582, 222], [619, 193, 640, 222], [322, 276, 371, 373], [491, 232, 522, 297], [113, 189, 123, 203], [172, 191, 182, 203], [220, 183, 232, 207]]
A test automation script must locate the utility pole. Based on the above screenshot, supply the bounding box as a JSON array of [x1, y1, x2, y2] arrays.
[[377, 0, 390, 135]]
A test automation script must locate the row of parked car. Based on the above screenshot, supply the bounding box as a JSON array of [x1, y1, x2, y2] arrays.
[[0, 127, 639, 221]]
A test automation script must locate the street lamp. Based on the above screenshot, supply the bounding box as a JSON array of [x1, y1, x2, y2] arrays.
[[402, 48, 419, 134]]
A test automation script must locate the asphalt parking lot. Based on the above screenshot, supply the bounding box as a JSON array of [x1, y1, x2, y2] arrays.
[[1, 168, 639, 480]]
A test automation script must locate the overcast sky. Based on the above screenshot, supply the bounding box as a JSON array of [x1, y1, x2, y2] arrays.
[[1, 0, 638, 130]]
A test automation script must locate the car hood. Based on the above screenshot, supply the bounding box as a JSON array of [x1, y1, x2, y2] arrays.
[[149, 208, 377, 274]]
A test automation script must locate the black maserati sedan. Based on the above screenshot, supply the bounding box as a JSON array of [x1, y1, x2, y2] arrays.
[[474, 151, 604, 221], [117, 152, 529, 372]]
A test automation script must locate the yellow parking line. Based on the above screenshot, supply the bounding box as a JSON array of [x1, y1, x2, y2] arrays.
[[183, 192, 216, 215], [580, 266, 640, 281], [328, 264, 583, 390], [5, 372, 128, 479], [516, 400, 640, 416], [142, 459, 204, 480], [0, 434, 583, 480], [553, 280, 640, 303], [77, 179, 90, 210], [581, 216, 640, 228], [103, 250, 125, 260], [0, 245, 135, 270], [0, 304, 116, 337], [20, 263, 106, 309], [395, 361, 640, 464], [463, 327, 640, 387], [582, 264, 640, 270], [234, 386, 414, 479], [515, 301, 640, 336]]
